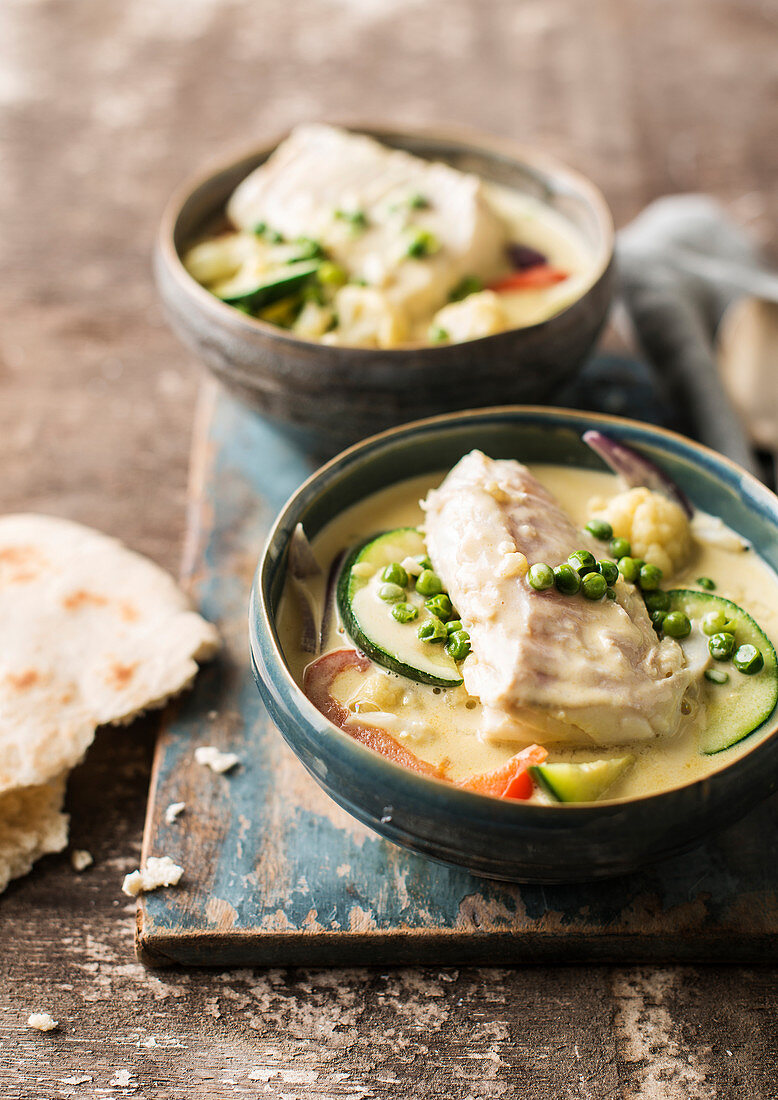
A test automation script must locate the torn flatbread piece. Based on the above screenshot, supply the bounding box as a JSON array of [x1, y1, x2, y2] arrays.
[[0, 777, 68, 894], [0, 514, 219, 796]]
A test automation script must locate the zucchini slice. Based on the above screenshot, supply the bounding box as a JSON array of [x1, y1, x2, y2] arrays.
[[529, 757, 635, 802], [666, 589, 778, 754], [212, 260, 320, 307], [337, 528, 463, 687]]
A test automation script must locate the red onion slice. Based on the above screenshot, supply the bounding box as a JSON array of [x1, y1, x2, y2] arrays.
[[583, 431, 694, 518]]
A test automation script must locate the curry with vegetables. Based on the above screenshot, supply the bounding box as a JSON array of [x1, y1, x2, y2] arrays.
[[184, 124, 593, 348], [278, 434, 778, 804]]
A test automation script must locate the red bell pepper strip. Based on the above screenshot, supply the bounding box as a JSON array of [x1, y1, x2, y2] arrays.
[[489, 266, 568, 293], [457, 744, 547, 800], [304, 649, 547, 800], [303, 650, 444, 779]]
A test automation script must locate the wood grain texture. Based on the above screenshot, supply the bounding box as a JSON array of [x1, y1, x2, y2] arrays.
[[138, 383, 778, 968], [1, 0, 778, 1095]]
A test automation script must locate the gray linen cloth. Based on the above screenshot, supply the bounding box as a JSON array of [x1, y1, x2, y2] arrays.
[[617, 195, 778, 475]]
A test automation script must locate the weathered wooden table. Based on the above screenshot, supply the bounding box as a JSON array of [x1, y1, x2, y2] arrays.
[[1, 1, 777, 1096]]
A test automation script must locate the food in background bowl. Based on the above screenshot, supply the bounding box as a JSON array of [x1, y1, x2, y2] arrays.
[[279, 435, 778, 805], [183, 124, 594, 348]]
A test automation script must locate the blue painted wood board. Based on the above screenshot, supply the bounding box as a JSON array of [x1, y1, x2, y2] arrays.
[[136, 381, 778, 966]]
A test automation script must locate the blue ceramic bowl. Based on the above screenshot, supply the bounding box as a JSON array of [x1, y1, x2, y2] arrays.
[[249, 407, 778, 882]]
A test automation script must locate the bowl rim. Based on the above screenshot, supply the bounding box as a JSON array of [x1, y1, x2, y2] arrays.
[[251, 402, 778, 819], [156, 119, 615, 356]]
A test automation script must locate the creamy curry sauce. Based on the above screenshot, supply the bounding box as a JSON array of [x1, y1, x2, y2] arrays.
[[278, 467, 778, 802]]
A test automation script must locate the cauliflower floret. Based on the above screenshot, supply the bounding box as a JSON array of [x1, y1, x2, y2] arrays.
[[431, 290, 509, 343], [293, 300, 335, 339], [590, 487, 692, 578], [324, 285, 408, 348], [184, 232, 263, 285]]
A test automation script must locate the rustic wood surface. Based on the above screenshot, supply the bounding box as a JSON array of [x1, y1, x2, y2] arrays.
[[1, 0, 778, 1096], [139, 384, 778, 970]]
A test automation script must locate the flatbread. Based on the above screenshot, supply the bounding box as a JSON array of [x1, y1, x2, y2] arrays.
[[0, 776, 68, 894], [0, 514, 220, 794]]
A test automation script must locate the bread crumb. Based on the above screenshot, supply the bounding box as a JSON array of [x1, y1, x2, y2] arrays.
[[164, 801, 186, 825], [70, 849, 93, 872], [59, 1076, 92, 1086], [195, 746, 239, 774], [122, 855, 183, 897], [27, 1012, 58, 1031], [109, 1069, 134, 1087]]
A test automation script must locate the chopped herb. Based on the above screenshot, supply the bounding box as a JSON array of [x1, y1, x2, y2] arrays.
[[409, 192, 430, 210], [253, 223, 284, 243], [406, 228, 440, 259], [697, 577, 716, 590], [293, 237, 327, 261], [335, 208, 368, 232], [429, 326, 449, 343], [449, 275, 484, 302]]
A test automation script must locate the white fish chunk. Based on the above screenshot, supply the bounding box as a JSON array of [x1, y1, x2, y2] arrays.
[[227, 124, 508, 325], [423, 452, 694, 746]]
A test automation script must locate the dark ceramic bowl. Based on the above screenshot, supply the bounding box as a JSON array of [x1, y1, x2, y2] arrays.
[[155, 125, 614, 456], [249, 406, 778, 883]]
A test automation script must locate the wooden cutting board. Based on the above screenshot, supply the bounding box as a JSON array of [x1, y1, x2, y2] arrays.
[[136, 380, 778, 966]]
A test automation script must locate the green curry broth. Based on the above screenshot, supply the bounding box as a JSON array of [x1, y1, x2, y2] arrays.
[[278, 467, 778, 801]]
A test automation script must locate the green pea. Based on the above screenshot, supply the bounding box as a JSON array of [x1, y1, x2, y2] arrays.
[[734, 644, 764, 675], [425, 594, 453, 621], [406, 228, 440, 258], [415, 569, 444, 596], [382, 562, 408, 588], [445, 619, 463, 635], [663, 611, 691, 638], [317, 261, 348, 287], [597, 560, 619, 587], [708, 632, 736, 660], [392, 602, 418, 624], [446, 630, 472, 661], [609, 537, 631, 559], [705, 668, 730, 684], [618, 556, 641, 583], [585, 519, 613, 541], [528, 563, 555, 591], [638, 563, 663, 591], [651, 609, 667, 632], [644, 590, 671, 613], [568, 550, 597, 576], [554, 563, 581, 595], [449, 275, 484, 302], [379, 582, 404, 602], [701, 609, 734, 636], [581, 572, 607, 600], [697, 577, 716, 591], [418, 619, 448, 643]]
